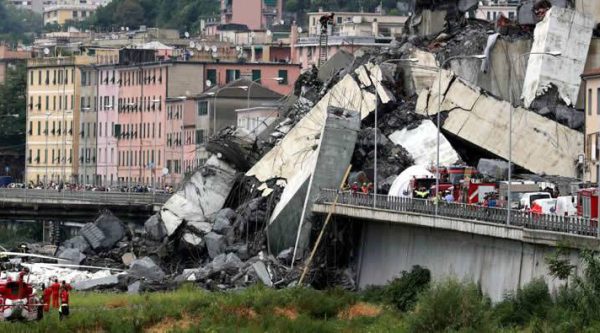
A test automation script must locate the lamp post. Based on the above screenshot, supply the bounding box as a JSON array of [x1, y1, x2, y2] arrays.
[[205, 85, 248, 136], [506, 50, 561, 225], [369, 58, 421, 207], [434, 55, 486, 215]]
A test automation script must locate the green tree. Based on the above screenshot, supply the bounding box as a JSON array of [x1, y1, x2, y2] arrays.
[[114, 0, 145, 29]]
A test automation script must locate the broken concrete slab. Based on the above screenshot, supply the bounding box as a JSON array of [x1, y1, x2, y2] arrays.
[[522, 7, 594, 108], [268, 106, 361, 255], [247, 74, 376, 183], [80, 223, 106, 251], [251, 261, 273, 287], [144, 214, 167, 241], [73, 275, 119, 291], [211, 253, 243, 273], [163, 155, 237, 229], [187, 222, 212, 234], [428, 76, 583, 177], [58, 248, 86, 265], [389, 120, 460, 167], [317, 49, 354, 82], [212, 217, 232, 235], [128, 257, 166, 281], [204, 232, 226, 259], [60, 235, 90, 254], [127, 281, 141, 294], [94, 211, 126, 249], [159, 209, 183, 237]]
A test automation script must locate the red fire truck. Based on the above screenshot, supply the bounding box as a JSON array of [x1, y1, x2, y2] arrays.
[[577, 188, 599, 219]]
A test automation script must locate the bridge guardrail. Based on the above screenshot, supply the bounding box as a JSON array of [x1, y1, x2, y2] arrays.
[[316, 189, 599, 238], [0, 188, 171, 205]]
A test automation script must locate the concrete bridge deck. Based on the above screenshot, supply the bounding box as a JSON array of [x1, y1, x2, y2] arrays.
[[313, 189, 600, 249], [313, 189, 600, 301], [0, 189, 169, 223]]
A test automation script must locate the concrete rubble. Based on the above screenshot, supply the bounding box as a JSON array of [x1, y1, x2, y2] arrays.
[[20, 0, 598, 293]]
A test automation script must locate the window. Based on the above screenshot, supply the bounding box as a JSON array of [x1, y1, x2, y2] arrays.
[[198, 101, 208, 116], [29, 71, 33, 85], [598, 88, 600, 115], [278, 70, 288, 84], [45, 96, 49, 110], [206, 69, 217, 86], [487, 12, 491, 20], [38, 70, 41, 85], [252, 70, 261, 83], [225, 69, 240, 83], [196, 129, 205, 144], [509, 12, 515, 20], [337, 16, 342, 24]]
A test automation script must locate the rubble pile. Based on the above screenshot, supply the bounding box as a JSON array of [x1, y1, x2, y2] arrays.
[[24, 0, 598, 293]]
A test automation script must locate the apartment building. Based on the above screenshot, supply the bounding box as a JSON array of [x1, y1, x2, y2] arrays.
[[221, 0, 284, 30], [582, 69, 600, 183], [25, 56, 80, 185], [43, 0, 97, 25]]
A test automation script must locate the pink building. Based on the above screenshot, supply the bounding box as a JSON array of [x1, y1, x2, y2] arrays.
[[117, 64, 167, 188], [205, 62, 300, 96], [97, 65, 120, 187], [221, 0, 283, 30], [165, 97, 184, 186]]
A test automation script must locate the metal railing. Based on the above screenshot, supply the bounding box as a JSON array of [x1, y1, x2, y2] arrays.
[[316, 189, 599, 238], [0, 188, 170, 205]]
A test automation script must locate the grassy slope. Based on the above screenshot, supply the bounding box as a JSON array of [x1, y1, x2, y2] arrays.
[[0, 285, 405, 333]]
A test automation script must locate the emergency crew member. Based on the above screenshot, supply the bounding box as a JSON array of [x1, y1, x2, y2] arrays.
[[42, 283, 52, 312], [50, 278, 60, 309], [59, 282, 70, 320]]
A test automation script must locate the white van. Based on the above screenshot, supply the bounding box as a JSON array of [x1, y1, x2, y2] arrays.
[[519, 192, 552, 210], [555, 196, 577, 216]]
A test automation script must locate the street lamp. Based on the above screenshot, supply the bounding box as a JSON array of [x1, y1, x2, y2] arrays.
[[371, 58, 419, 207], [0, 114, 20, 118], [434, 54, 486, 216], [506, 50, 561, 225], [205, 85, 248, 136]]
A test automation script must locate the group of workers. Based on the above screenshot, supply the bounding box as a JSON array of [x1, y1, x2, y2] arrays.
[[346, 182, 374, 194], [41, 278, 71, 320]]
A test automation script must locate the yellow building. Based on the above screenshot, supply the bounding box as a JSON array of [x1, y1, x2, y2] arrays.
[[43, 2, 96, 26], [25, 55, 93, 185], [582, 69, 600, 183]]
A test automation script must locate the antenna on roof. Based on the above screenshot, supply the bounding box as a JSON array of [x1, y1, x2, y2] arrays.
[[184, 31, 190, 38]]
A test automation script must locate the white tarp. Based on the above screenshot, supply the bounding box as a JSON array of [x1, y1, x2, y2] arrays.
[[388, 120, 460, 167], [388, 165, 434, 197], [2, 264, 115, 287]]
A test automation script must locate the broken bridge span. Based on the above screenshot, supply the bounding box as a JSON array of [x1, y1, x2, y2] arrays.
[[313, 189, 600, 301]]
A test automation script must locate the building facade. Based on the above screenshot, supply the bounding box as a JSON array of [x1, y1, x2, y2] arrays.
[[0, 45, 31, 84], [78, 65, 97, 185], [473, 0, 520, 21], [25, 56, 79, 185], [582, 69, 600, 183], [221, 0, 284, 30], [96, 63, 120, 187], [43, 0, 97, 26], [204, 62, 299, 96]]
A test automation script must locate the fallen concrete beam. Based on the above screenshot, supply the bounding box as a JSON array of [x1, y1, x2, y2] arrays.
[[522, 7, 594, 108], [160, 155, 237, 236], [246, 74, 376, 183], [418, 75, 583, 177]]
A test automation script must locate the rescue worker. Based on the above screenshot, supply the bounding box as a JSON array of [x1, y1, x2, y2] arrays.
[[42, 283, 52, 312], [17, 267, 29, 299], [361, 183, 369, 194], [319, 12, 335, 34], [50, 278, 61, 309], [59, 282, 70, 320], [351, 182, 359, 194], [415, 186, 429, 199]]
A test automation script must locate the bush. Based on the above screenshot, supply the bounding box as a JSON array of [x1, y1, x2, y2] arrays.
[[362, 265, 431, 312], [406, 279, 493, 333], [494, 278, 552, 327]]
